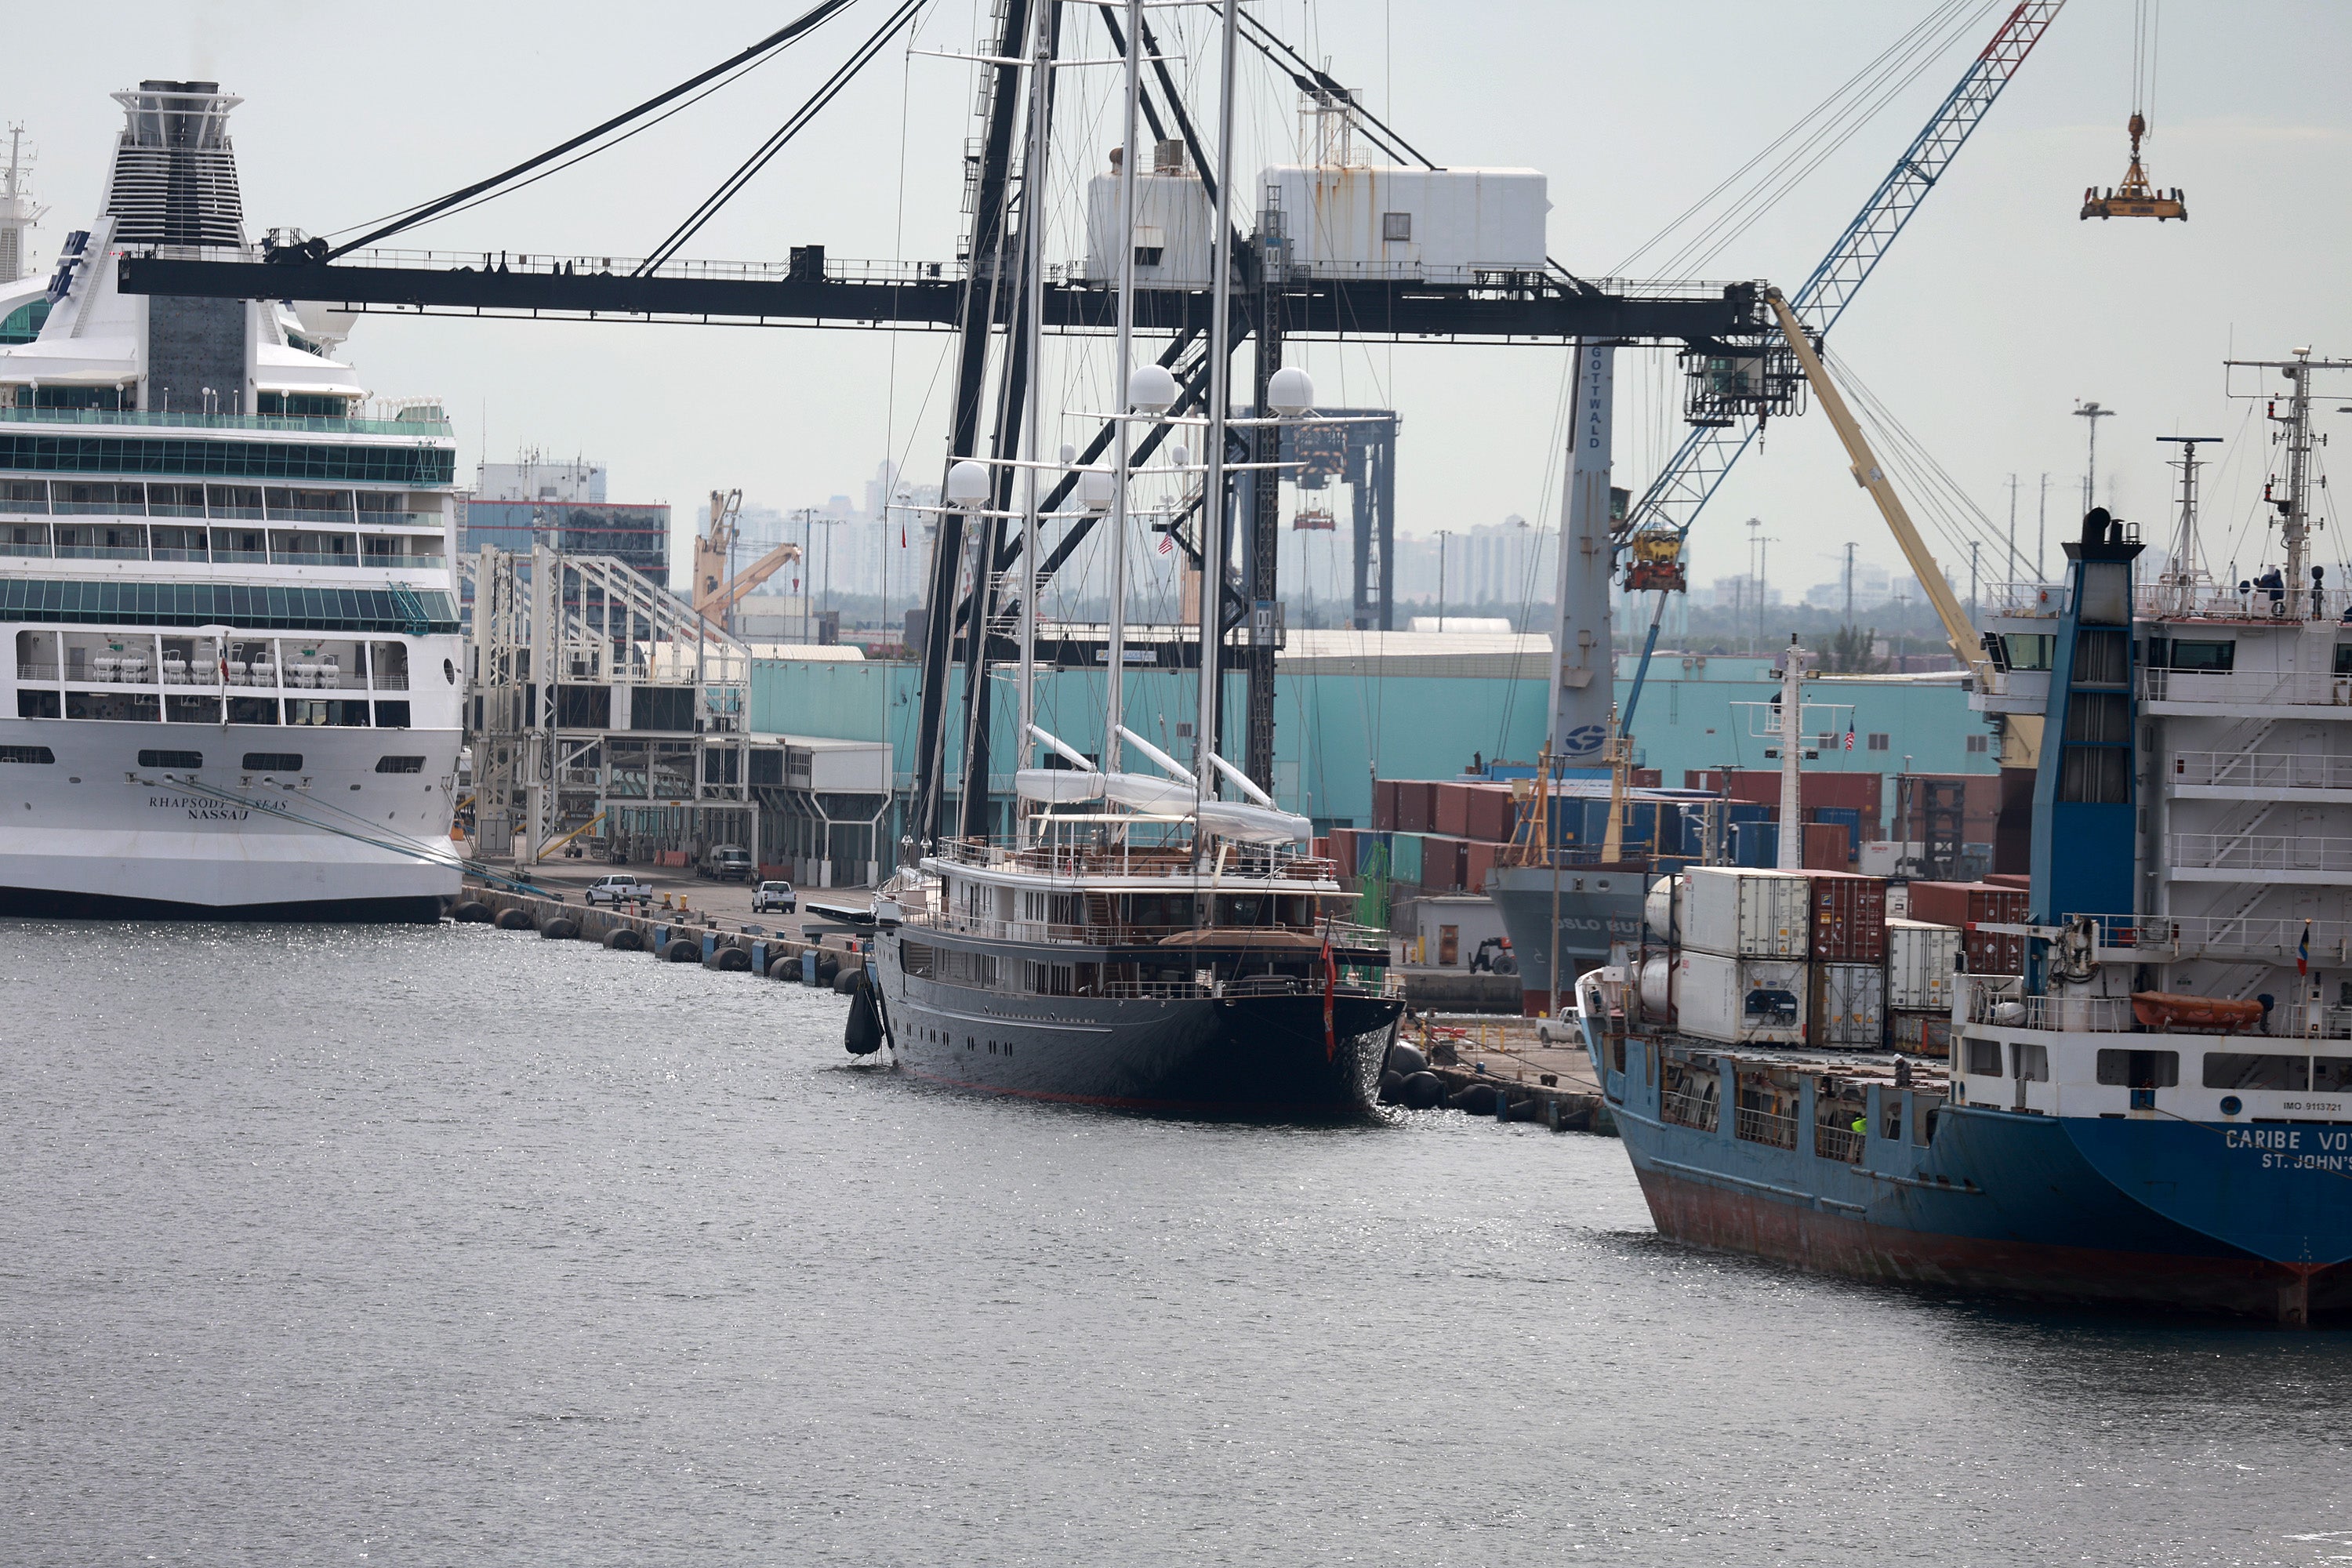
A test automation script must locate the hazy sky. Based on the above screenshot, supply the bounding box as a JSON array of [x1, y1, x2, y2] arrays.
[[10, 1, 2350, 605]]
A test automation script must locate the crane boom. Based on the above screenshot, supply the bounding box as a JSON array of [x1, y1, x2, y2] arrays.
[[1763, 289, 1983, 681], [1617, 0, 2065, 730]]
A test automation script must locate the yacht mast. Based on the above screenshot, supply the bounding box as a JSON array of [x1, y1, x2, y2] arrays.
[[1014, 24, 1052, 799], [1105, 0, 1144, 775], [1194, 0, 1242, 837]]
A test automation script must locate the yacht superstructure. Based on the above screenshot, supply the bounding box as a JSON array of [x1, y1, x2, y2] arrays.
[[0, 82, 463, 920]]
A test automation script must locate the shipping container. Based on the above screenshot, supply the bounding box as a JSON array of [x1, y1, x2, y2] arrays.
[[1809, 960, 1887, 1048], [1889, 1009, 1954, 1058], [1464, 785, 1515, 845], [1801, 821, 1852, 870], [1419, 833, 1470, 892], [1374, 779, 1400, 831], [1433, 782, 1471, 838], [1388, 831, 1423, 886], [1803, 870, 1889, 962], [1732, 820, 1779, 867], [1396, 782, 1436, 833], [1680, 867, 1810, 958], [1885, 917, 1961, 1011], [1464, 839, 1499, 895], [1906, 880, 2028, 975], [1330, 828, 1358, 880], [1673, 950, 1809, 1045]]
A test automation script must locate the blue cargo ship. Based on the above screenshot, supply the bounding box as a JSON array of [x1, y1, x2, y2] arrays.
[[1577, 430, 2352, 1325]]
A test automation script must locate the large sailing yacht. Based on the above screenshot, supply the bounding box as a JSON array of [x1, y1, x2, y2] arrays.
[[0, 82, 463, 919], [866, 5, 1402, 1111]]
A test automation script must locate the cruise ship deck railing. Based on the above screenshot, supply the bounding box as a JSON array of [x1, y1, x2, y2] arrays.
[[0, 407, 452, 436]]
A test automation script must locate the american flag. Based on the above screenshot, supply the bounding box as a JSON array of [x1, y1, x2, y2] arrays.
[[1158, 530, 1174, 555]]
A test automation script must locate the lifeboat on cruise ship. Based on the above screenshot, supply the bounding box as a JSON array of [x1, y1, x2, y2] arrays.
[[2129, 992, 2266, 1033]]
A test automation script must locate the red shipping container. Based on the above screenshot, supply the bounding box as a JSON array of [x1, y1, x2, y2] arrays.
[[1906, 880, 2028, 975], [1802, 869, 1889, 962], [1331, 828, 1358, 880], [1465, 840, 1499, 895], [1419, 833, 1470, 891], [1374, 779, 1401, 831], [1984, 872, 2031, 891], [1463, 785, 1516, 844], [1802, 822, 1852, 870], [1397, 782, 1437, 833], [1632, 768, 1662, 788], [1434, 782, 1472, 838]]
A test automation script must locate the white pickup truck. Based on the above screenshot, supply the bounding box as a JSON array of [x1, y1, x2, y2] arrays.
[[583, 873, 652, 907]]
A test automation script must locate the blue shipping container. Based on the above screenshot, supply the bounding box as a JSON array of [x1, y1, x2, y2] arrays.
[[1733, 820, 1780, 867]]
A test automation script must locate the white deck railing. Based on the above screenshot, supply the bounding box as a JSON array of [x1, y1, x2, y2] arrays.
[[2170, 750, 2352, 791], [2141, 669, 2352, 707], [2170, 833, 2352, 874]]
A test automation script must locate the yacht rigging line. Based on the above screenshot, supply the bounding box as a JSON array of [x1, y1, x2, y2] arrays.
[[324, 0, 862, 260]]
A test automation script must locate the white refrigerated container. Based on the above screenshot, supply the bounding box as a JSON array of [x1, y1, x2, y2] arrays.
[[1672, 950, 1809, 1045], [1886, 917, 1962, 1011], [1678, 866, 1810, 959], [1810, 960, 1887, 1049]]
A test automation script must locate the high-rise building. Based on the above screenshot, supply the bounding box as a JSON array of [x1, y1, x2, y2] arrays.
[[459, 453, 669, 586]]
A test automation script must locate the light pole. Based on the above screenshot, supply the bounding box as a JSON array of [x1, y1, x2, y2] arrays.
[[1434, 528, 1453, 628], [2074, 401, 2114, 519]]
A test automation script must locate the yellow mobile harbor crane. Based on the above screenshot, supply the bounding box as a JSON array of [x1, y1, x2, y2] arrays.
[[1762, 288, 2042, 768], [691, 488, 801, 632]]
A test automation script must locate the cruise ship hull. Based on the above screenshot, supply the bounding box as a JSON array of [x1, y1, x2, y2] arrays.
[[878, 935, 1400, 1116], [0, 717, 461, 920], [1487, 863, 1647, 1014]]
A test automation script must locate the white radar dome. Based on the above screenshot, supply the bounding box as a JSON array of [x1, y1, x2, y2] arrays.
[[946, 459, 992, 508], [1127, 362, 1178, 414], [1266, 365, 1315, 416]]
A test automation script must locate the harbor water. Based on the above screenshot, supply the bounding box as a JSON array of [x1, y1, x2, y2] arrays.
[[4, 921, 2348, 1565]]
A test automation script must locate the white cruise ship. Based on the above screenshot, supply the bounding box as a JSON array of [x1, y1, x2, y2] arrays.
[[0, 81, 463, 920]]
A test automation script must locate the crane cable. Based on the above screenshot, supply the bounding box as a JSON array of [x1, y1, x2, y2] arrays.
[[1611, 0, 1996, 279], [322, 0, 862, 260]]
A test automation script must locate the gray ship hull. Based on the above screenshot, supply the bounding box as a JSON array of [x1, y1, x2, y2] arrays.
[[1487, 864, 1649, 1015]]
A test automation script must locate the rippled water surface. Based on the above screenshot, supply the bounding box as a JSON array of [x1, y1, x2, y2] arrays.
[[3, 920, 2348, 1565]]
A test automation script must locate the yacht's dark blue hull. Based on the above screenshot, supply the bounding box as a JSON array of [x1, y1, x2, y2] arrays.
[[877, 936, 1398, 1116]]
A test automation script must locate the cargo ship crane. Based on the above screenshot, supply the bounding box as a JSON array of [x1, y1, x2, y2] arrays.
[[1610, 0, 2067, 742]]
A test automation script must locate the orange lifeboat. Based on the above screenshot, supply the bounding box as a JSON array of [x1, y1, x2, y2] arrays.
[[2130, 991, 2265, 1033]]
